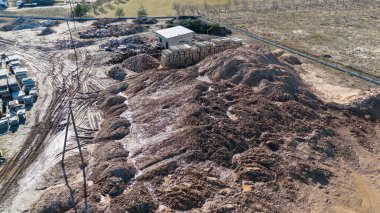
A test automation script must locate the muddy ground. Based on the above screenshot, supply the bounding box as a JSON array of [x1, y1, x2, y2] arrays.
[[0, 19, 379, 213]]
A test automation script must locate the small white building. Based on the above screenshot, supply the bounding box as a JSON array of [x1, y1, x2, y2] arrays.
[[155, 26, 195, 49]]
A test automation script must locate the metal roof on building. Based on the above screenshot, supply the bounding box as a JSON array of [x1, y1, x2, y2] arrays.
[[155, 26, 194, 39]]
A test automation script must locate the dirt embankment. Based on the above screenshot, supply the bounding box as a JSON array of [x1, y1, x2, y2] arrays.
[[31, 44, 380, 212]]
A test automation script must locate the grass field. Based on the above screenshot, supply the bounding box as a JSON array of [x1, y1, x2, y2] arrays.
[[0, 5, 69, 17], [1, 0, 379, 81], [90, 0, 229, 17], [207, 1, 380, 78]]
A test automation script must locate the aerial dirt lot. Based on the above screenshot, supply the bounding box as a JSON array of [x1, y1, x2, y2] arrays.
[[0, 17, 379, 213]]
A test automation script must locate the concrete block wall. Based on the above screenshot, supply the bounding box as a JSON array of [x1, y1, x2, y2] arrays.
[[161, 38, 243, 67]]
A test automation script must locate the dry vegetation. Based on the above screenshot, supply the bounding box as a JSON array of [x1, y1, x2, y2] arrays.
[[176, 0, 380, 78], [0, 6, 69, 17], [88, 0, 230, 17], [75, 0, 380, 79]]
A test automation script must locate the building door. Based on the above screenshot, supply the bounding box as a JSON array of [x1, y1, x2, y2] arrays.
[[166, 41, 168, 49]]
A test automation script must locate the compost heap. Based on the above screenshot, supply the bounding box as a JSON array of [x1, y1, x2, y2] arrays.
[[31, 44, 380, 212]]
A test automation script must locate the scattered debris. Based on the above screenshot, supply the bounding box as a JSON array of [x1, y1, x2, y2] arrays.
[[55, 39, 95, 49], [40, 20, 59, 28], [12, 17, 40, 31], [101, 35, 149, 50], [79, 25, 145, 39]]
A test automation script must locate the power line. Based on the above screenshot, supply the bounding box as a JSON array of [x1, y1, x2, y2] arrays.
[[61, 0, 89, 211]]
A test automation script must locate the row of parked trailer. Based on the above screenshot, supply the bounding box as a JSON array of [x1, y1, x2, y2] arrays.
[[0, 54, 38, 129]]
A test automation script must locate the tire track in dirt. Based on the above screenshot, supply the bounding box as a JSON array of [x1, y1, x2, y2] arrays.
[[0, 33, 111, 209], [0, 40, 97, 206]]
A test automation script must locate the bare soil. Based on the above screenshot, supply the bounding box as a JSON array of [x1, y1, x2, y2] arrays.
[[0, 20, 379, 213], [30, 43, 379, 212]]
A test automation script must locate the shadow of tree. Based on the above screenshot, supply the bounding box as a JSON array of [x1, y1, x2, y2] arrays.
[[61, 163, 79, 212]]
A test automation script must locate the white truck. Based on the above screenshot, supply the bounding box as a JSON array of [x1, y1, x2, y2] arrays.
[[0, 0, 8, 8]]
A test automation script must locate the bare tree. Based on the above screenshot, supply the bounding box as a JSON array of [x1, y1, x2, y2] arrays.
[[251, 0, 257, 11], [271, 0, 279, 11], [242, 0, 249, 11], [223, 0, 232, 12], [203, 0, 211, 14], [188, 4, 198, 16], [172, 3, 181, 16]]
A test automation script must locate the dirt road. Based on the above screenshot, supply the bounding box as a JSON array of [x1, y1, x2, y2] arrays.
[[0, 22, 110, 211]]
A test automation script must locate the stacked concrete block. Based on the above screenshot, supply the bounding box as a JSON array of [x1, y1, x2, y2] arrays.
[[0, 119, 8, 129], [29, 89, 38, 97], [191, 46, 201, 63], [14, 67, 28, 81], [9, 116, 19, 126], [161, 38, 244, 68], [12, 90, 25, 103], [161, 49, 172, 67], [22, 77, 36, 93], [0, 79, 10, 98], [8, 76, 20, 92], [0, 99, 3, 117], [0, 69, 8, 80], [23, 95, 34, 105]]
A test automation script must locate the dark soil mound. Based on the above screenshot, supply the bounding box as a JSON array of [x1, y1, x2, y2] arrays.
[[350, 93, 380, 121], [198, 46, 300, 101], [0, 24, 12, 32], [98, 82, 128, 104], [91, 142, 135, 195], [108, 66, 127, 81], [100, 95, 126, 111], [95, 117, 131, 141], [279, 53, 302, 65], [38, 27, 55, 36], [109, 183, 158, 212], [122, 54, 159, 73], [30, 185, 80, 213]]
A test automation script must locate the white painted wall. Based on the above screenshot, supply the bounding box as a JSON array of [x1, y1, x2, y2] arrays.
[[158, 33, 194, 49]]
